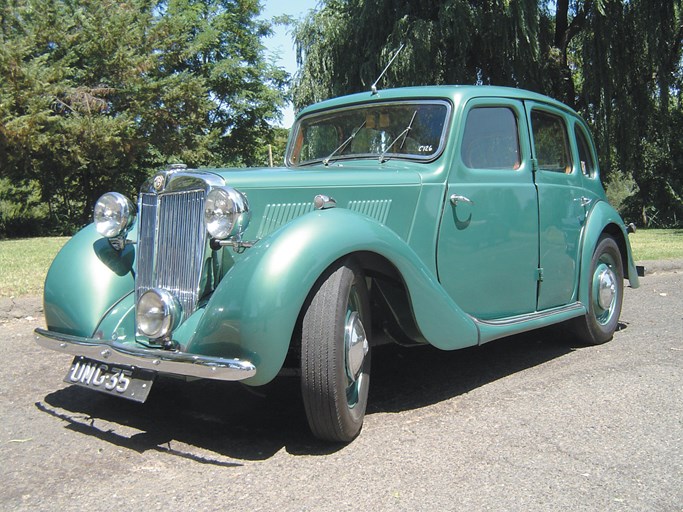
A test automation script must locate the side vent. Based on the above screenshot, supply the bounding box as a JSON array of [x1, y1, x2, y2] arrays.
[[347, 199, 392, 224], [256, 199, 393, 238], [257, 202, 315, 238]]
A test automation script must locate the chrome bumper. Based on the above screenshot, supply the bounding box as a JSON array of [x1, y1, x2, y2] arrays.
[[34, 328, 256, 381]]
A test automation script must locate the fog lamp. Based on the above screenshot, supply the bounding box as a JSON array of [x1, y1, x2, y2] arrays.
[[136, 289, 181, 340]]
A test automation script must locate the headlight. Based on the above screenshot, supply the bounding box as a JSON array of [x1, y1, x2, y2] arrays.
[[204, 187, 251, 240], [93, 192, 136, 238], [136, 289, 180, 340]]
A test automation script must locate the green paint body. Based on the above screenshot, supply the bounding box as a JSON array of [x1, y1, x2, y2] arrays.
[[43, 86, 639, 386]]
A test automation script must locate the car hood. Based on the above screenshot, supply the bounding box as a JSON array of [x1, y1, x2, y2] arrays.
[[199, 161, 424, 242]]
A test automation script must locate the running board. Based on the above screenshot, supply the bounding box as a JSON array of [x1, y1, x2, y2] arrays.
[[474, 302, 586, 345]]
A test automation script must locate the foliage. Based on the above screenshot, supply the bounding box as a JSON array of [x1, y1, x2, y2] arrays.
[[251, 126, 290, 167], [0, 0, 289, 236], [0, 178, 49, 237], [293, 0, 683, 227], [293, 0, 544, 106], [604, 170, 637, 219]]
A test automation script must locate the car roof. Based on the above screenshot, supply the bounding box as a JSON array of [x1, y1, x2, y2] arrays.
[[296, 85, 578, 119]]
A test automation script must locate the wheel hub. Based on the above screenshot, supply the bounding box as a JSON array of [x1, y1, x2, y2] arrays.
[[345, 311, 368, 382], [597, 266, 617, 310]]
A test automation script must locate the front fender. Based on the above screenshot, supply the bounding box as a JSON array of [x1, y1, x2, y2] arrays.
[[44, 224, 136, 337], [579, 200, 640, 306], [190, 208, 479, 386]]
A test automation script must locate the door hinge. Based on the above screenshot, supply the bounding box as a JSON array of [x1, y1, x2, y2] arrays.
[[537, 267, 544, 281]]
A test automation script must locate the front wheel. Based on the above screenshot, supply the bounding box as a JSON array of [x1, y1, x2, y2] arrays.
[[300, 259, 371, 442], [572, 235, 624, 344]]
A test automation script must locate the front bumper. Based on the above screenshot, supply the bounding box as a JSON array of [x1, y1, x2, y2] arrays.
[[34, 328, 256, 381]]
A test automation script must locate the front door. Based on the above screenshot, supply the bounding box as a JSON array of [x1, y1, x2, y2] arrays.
[[436, 99, 539, 320]]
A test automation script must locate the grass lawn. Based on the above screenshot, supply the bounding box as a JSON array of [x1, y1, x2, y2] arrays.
[[0, 237, 69, 297], [0, 229, 681, 298], [628, 228, 683, 261]]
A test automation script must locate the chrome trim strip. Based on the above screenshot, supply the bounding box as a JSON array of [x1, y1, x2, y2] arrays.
[[35, 328, 256, 381], [475, 302, 585, 327]]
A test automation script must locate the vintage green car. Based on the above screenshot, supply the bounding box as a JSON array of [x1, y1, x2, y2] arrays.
[[36, 85, 640, 442]]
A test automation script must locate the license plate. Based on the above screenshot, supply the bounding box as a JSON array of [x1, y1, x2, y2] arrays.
[[64, 356, 155, 403]]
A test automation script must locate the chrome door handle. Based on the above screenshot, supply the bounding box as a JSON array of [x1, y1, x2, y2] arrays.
[[576, 196, 592, 207], [450, 194, 474, 206]]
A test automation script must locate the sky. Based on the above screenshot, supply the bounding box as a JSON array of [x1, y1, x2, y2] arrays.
[[259, 0, 320, 127]]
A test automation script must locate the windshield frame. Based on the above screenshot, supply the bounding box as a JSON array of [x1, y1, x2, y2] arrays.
[[286, 99, 453, 167]]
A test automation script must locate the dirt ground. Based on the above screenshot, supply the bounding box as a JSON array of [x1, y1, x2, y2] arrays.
[[1, 269, 681, 511]]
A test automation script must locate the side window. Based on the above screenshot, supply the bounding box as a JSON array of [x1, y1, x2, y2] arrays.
[[461, 107, 521, 169], [575, 125, 595, 176], [530, 110, 572, 173]]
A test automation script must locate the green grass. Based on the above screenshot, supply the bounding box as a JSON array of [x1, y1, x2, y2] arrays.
[[629, 229, 683, 261], [0, 237, 69, 297], [0, 229, 681, 297]]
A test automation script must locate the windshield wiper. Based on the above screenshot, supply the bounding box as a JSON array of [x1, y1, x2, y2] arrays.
[[323, 120, 367, 166], [379, 110, 417, 163]]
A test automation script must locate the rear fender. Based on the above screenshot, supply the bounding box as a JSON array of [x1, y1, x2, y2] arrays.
[[579, 200, 640, 306]]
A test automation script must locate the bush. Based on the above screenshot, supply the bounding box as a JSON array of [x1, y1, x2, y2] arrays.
[[0, 179, 50, 238], [605, 170, 638, 220]]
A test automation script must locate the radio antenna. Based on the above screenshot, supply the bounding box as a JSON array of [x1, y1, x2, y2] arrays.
[[371, 43, 405, 95]]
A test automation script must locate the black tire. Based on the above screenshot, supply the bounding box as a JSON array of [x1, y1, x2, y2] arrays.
[[572, 235, 624, 344], [300, 259, 371, 442]]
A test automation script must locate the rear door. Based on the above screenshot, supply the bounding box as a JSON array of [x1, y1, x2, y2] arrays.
[[526, 102, 585, 310]]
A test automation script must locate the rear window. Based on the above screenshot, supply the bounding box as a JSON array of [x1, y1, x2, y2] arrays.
[[575, 125, 595, 176]]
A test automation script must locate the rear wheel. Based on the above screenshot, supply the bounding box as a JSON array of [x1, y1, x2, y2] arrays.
[[300, 260, 371, 442], [572, 235, 624, 344]]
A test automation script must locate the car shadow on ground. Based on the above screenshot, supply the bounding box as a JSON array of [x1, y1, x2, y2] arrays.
[[37, 325, 607, 462]]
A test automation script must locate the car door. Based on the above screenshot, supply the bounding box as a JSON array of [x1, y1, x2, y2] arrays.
[[525, 102, 585, 310], [436, 99, 539, 320]]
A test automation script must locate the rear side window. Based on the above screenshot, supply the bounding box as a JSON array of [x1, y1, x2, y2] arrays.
[[461, 107, 521, 169], [575, 125, 595, 176], [531, 110, 572, 173]]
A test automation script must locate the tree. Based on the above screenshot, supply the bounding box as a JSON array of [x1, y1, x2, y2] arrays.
[[575, 0, 683, 226], [292, 0, 544, 108], [293, 0, 683, 227], [0, 0, 289, 236]]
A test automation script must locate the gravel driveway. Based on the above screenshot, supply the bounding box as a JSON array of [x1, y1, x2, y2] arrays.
[[1, 266, 681, 511]]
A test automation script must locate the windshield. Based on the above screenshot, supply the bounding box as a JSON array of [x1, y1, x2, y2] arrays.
[[287, 100, 451, 166]]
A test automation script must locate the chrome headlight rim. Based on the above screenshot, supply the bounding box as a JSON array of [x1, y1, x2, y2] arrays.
[[93, 192, 136, 238], [204, 187, 251, 240], [136, 288, 181, 340]]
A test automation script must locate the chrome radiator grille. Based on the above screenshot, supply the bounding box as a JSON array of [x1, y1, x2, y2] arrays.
[[136, 189, 208, 321]]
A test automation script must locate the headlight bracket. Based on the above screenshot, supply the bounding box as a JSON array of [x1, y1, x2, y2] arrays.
[[108, 235, 136, 252], [210, 236, 259, 253]]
